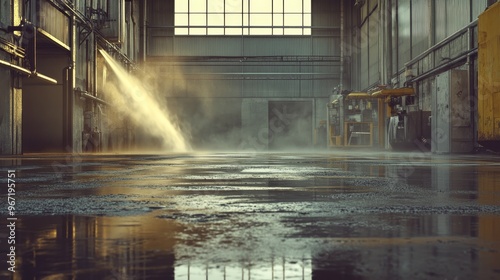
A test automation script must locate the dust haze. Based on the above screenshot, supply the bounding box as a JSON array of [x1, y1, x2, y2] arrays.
[[101, 53, 320, 152]]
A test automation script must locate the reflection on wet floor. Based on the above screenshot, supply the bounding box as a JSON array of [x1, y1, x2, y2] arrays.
[[1, 151, 500, 279]]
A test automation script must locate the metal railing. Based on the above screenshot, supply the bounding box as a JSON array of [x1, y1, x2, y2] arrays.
[[405, 19, 477, 83]]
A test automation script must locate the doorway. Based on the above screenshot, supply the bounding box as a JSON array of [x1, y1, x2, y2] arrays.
[[268, 101, 313, 149], [22, 41, 70, 152]]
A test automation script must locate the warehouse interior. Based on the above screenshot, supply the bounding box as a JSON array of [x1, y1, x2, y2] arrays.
[[1, 0, 500, 279], [2, 0, 499, 154]]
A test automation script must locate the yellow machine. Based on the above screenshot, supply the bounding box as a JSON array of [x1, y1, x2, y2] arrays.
[[370, 87, 427, 150], [327, 92, 376, 147], [478, 1, 500, 151], [327, 87, 432, 150]]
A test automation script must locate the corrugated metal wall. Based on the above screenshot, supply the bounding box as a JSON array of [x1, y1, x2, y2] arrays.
[[472, 0, 488, 19], [353, 0, 483, 91], [150, 37, 337, 98], [359, 9, 369, 89], [397, 0, 411, 72], [435, 0, 474, 43], [148, 0, 339, 99], [411, 0, 429, 58], [355, 0, 380, 90], [37, 0, 70, 46], [368, 10, 379, 85], [146, 0, 341, 149], [391, 0, 398, 75]]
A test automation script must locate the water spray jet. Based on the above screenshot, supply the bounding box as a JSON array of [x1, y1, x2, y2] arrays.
[[99, 49, 191, 152]]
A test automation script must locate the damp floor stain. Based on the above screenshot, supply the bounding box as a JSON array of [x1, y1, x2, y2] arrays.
[[1, 150, 500, 279]]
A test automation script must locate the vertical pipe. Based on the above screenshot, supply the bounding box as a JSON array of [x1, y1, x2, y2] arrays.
[[142, 0, 147, 62], [340, 0, 344, 92], [467, 25, 476, 147], [386, 0, 392, 84], [379, 0, 391, 86], [63, 65, 73, 149], [430, 0, 435, 72], [70, 2, 76, 152], [93, 33, 97, 97], [379, 0, 385, 85], [343, 0, 350, 90], [86, 39, 90, 93], [326, 103, 330, 147], [409, 0, 412, 59], [63, 66, 68, 148], [394, 0, 399, 80]]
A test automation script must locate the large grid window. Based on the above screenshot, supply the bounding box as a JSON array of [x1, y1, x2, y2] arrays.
[[175, 0, 311, 35]]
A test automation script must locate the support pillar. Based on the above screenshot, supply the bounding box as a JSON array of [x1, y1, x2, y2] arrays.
[[0, 68, 22, 155]]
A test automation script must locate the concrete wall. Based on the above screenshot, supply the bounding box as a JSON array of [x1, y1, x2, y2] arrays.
[[431, 70, 473, 154]]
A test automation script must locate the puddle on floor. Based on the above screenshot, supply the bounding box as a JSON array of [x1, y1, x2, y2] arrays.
[[0, 211, 499, 280], [1, 151, 500, 279]]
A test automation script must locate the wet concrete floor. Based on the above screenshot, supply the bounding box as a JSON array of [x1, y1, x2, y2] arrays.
[[1, 150, 500, 279]]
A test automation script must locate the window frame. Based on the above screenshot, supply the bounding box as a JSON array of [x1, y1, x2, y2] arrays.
[[174, 0, 312, 36]]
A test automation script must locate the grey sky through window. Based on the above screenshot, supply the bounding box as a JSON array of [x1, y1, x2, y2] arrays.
[[175, 0, 311, 35]]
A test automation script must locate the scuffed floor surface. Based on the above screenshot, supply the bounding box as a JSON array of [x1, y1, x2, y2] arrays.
[[1, 150, 500, 279]]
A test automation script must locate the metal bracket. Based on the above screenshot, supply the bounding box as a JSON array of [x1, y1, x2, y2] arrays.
[[79, 25, 92, 46]]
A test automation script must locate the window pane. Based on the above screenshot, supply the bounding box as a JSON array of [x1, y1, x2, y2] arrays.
[[284, 13, 302, 26], [190, 28, 206, 35], [243, 13, 249, 27], [303, 0, 311, 13], [284, 28, 302, 35], [175, 0, 188, 13], [250, 28, 272, 35], [250, 1, 271, 13], [208, 14, 224, 26], [250, 14, 272, 26], [190, 0, 206, 13], [303, 13, 311, 26], [225, 27, 242, 35], [208, 27, 224, 35], [273, 14, 283, 26], [190, 13, 207, 26], [175, 13, 189, 26], [208, 0, 224, 13], [174, 0, 311, 36], [226, 14, 242, 26], [285, 0, 302, 13], [176, 28, 189, 35], [273, 0, 284, 13], [226, 0, 242, 13], [243, 0, 249, 13]]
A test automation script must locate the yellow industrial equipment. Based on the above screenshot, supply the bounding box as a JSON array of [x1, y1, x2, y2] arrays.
[[371, 87, 415, 148], [326, 87, 431, 150], [370, 87, 415, 98], [478, 1, 500, 151], [370, 87, 431, 150], [327, 92, 375, 148]]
